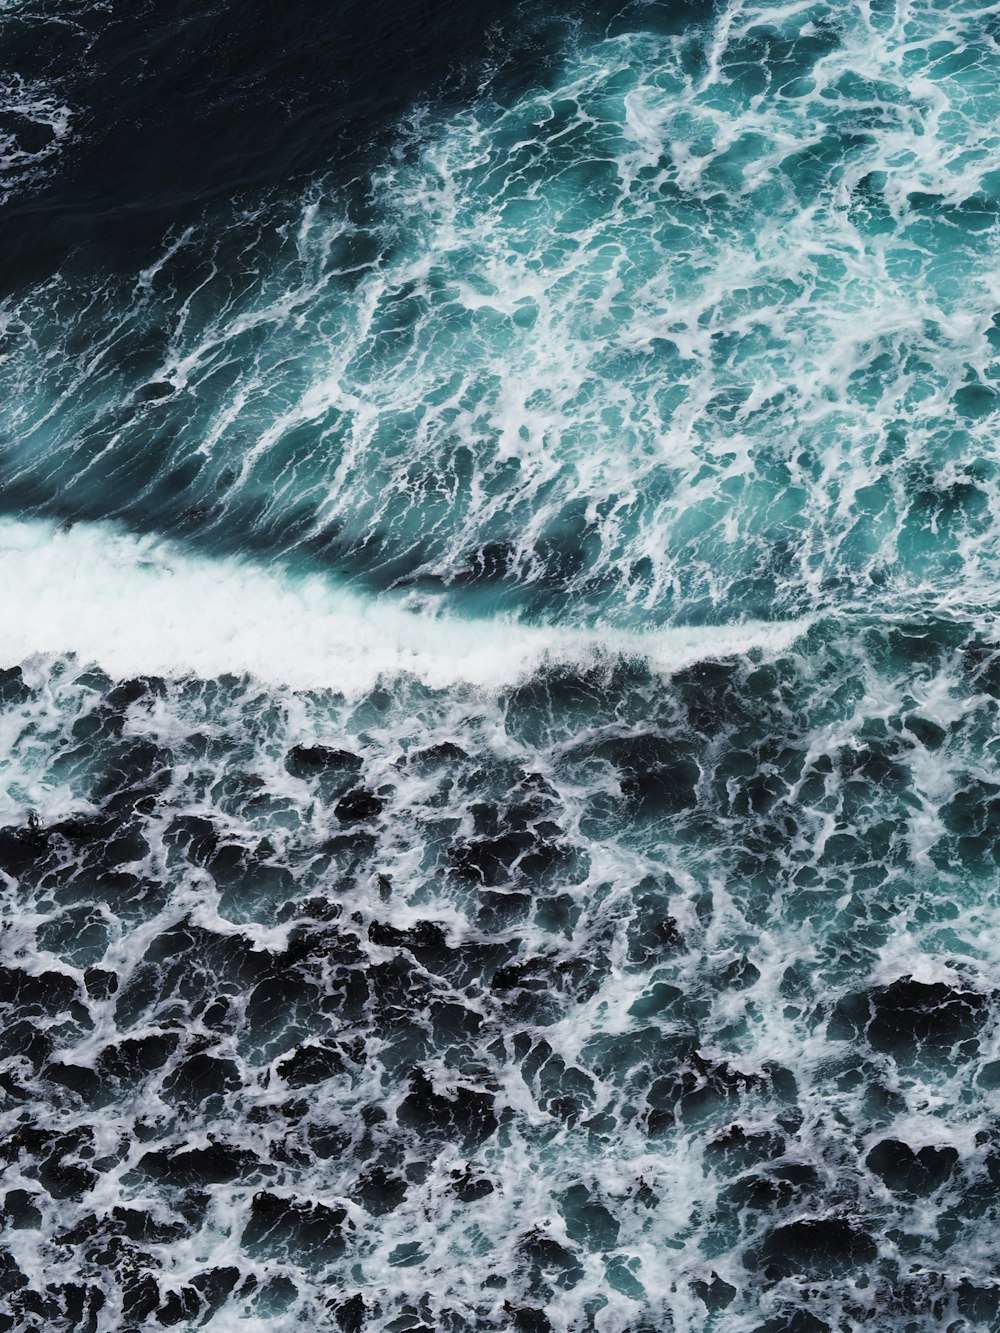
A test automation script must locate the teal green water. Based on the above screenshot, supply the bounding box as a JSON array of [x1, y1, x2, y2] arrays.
[[0, 1, 999, 1330], [2, 0, 997, 628]]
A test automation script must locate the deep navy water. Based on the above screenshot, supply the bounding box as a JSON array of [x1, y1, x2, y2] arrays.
[[0, 0, 999, 1329]]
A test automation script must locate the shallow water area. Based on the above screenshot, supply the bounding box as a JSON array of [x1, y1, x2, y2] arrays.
[[1, 0, 999, 1330]]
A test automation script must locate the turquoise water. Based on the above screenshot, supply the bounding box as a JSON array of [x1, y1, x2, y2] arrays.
[[1, 1, 999, 1329], [3, 0, 998, 627]]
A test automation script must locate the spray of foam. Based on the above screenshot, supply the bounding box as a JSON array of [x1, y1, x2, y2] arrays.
[[0, 518, 811, 692]]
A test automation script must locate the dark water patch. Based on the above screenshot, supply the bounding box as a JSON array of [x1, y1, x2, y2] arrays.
[[830, 978, 991, 1062], [2, 1188, 43, 1230], [162, 1050, 242, 1106], [0, 0, 713, 292], [397, 1067, 499, 1149], [753, 1217, 878, 1280], [692, 1274, 737, 1312], [866, 1139, 959, 1198], [450, 1166, 495, 1204], [354, 1164, 408, 1217], [276, 1038, 351, 1088], [242, 1190, 348, 1263], [285, 742, 363, 781], [139, 1141, 265, 1188], [335, 787, 385, 822]]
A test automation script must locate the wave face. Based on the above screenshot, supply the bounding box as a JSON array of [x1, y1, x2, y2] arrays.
[[1, 0, 1000, 1330]]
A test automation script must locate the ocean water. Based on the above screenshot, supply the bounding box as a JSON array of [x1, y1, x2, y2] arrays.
[[0, 0, 999, 1329]]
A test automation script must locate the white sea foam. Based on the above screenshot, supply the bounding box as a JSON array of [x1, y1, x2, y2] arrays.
[[0, 517, 811, 692], [1, 4, 998, 1327], [0, 73, 72, 204], [2, 0, 997, 637]]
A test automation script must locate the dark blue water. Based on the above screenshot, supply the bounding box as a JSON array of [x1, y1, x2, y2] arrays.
[[1, 0, 999, 1329]]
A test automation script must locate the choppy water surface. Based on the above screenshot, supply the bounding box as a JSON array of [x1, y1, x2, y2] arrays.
[[1, 0, 999, 1329]]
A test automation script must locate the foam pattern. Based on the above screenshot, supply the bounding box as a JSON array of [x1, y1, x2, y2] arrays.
[[1, 0, 999, 1329]]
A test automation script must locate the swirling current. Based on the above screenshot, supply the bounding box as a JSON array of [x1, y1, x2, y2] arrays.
[[1, 0, 999, 1329]]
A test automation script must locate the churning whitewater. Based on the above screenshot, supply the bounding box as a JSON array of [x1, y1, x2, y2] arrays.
[[0, 0, 999, 1330]]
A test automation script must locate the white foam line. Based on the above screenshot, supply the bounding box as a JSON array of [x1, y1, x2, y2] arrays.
[[0, 518, 811, 692]]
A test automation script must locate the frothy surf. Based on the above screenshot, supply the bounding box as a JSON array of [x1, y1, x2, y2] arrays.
[[0, 517, 813, 692], [1, 0, 999, 1330], [0, 0, 996, 633]]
